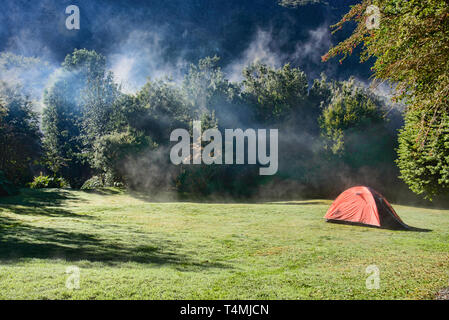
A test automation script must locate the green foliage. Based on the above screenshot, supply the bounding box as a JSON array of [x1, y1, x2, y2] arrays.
[[182, 56, 243, 128], [62, 49, 108, 80], [242, 63, 309, 123], [176, 165, 264, 198], [318, 79, 399, 184], [92, 130, 155, 183], [183, 56, 235, 112], [397, 110, 449, 200], [135, 79, 191, 143], [313, 79, 401, 196], [308, 74, 332, 109], [42, 49, 119, 188], [319, 79, 384, 156], [25, 47, 405, 198], [324, 0, 449, 198], [176, 110, 263, 197], [29, 174, 67, 189], [42, 72, 89, 188], [80, 175, 125, 190], [0, 82, 41, 185], [100, 79, 189, 188], [80, 176, 104, 190], [64, 49, 120, 162]]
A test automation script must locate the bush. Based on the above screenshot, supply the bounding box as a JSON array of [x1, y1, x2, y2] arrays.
[[80, 174, 125, 190], [0, 170, 18, 196], [176, 165, 264, 198], [397, 109, 449, 200], [80, 176, 104, 190], [29, 174, 67, 189]]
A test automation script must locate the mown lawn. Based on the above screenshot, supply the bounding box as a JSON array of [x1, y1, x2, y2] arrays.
[[0, 188, 448, 300]]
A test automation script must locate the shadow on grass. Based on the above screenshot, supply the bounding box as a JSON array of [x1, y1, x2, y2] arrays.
[[80, 188, 123, 196], [405, 226, 432, 232], [326, 219, 432, 232], [0, 189, 90, 219], [0, 190, 228, 271], [0, 216, 225, 270]]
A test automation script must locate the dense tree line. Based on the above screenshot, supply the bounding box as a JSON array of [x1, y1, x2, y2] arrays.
[[1, 1, 447, 202], [0, 48, 405, 200]]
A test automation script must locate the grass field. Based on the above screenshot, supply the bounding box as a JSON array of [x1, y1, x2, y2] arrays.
[[0, 188, 448, 300]]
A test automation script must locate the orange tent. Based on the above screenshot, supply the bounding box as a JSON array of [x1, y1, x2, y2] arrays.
[[324, 186, 409, 230]]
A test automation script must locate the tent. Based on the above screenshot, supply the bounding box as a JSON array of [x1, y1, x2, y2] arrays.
[[324, 186, 409, 230]]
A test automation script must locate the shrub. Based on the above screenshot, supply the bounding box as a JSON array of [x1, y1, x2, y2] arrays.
[[176, 165, 264, 198], [397, 109, 449, 200], [80, 176, 104, 190], [29, 174, 67, 189]]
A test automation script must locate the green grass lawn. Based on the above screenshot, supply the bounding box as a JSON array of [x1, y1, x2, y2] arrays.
[[0, 188, 448, 300]]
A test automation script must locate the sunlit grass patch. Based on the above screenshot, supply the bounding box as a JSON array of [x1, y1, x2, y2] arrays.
[[0, 188, 448, 299]]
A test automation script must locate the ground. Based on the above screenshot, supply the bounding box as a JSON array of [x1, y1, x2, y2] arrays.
[[0, 188, 448, 300]]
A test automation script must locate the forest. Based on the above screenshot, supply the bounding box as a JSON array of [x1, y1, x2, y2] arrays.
[[0, 0, 448, 204], [0, 50, 405, 199]]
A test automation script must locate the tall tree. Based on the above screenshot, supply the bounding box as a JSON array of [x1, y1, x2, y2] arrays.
[[62, 49, 120, 147], [42, 49, 119, 188], [322, 0, 449, 199], [136, 79, 191, 143], [242, 63, 309, 124], [42, 71, 87, 188], [319, 79, 394, 168], [0, 82, 41, 185], [182, 56, 244, 128]]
